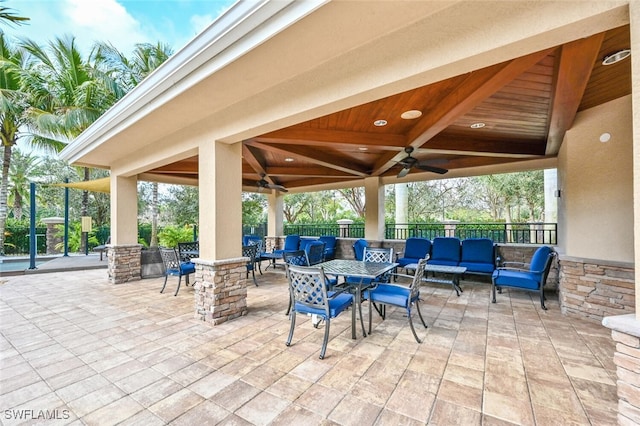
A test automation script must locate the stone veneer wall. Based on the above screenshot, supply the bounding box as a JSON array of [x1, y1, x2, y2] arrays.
[[559, 255, 635, 322], [602, 315, 640, 425], [107, 244, 142, 284], [193, 257, 248, 325]]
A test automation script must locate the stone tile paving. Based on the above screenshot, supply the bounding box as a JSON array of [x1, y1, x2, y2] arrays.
[[0, 269, 617, 425]]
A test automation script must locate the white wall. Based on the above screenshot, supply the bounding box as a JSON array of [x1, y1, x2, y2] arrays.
[[558, 95, 633, 262]]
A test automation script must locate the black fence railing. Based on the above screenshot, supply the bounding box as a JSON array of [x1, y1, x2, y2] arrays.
[[3, 226, 47, 255], [278, 222, 557, 245]]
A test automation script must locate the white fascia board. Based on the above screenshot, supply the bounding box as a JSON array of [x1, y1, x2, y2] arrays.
[[60, 0, 328, 164]]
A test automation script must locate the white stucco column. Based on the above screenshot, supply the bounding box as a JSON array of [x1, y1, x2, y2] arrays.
[[395, 183, 408, 239], [364, 177, 385, 240], [194, 140, 247, 325], [110, 175, 138, 245], [108, 174, 141, 284], [267, 191, 284, 237], [631, 0, 640, 320], [198, 140, 242, 259]]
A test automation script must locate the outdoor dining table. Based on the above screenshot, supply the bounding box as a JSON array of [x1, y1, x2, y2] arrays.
[[316, 258, 398, 339]]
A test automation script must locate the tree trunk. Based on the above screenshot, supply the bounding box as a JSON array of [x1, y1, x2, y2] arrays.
[[150, 182, 158, 247], [0, 144, 12, 255], [13, 191, 22, 221]]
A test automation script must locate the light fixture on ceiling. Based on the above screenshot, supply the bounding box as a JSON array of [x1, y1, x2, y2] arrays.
[[401, 110, 422, 119], [284, 157, 295, 162], [599, 133, 611, 143], [602, 49, 631, 65], [373, 119, 387, 127], [470, 122, 485, 129], [358, 147, 368, 151]]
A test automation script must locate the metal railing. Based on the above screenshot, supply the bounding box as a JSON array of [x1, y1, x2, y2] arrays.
[[277, 222, 557, 245]]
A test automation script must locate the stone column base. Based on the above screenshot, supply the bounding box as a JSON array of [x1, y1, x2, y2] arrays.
[[193, 256, 248, 325], [107, 244, 142, 284], [602, 314, 640, 425]]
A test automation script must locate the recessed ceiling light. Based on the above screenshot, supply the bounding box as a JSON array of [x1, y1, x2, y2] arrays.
[[599, 133, 611, 143], [284, 157, 294, 162], [373, 119, 387, 127], [470, 122, 485, 129], [602, 49, 631, 65], [401, 110, 422, 119], [358, 147, 368, 151]]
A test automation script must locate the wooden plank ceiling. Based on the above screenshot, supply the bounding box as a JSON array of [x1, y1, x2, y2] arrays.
[[149, 25, 631, 191]]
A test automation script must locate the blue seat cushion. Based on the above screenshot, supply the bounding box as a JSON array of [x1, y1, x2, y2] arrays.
[[397, 256, 422, 267], [459, 261, 495, 274], [294, 293, 353, 318], [345, 276, 373, 285], [364, 283, 418, 307], [180, 262, 195, 274], [492, 269, 541, 290], [428, 259, 460, 267]]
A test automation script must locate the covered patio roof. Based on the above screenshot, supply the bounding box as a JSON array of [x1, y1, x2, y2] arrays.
[[59, 1, 632, 192]]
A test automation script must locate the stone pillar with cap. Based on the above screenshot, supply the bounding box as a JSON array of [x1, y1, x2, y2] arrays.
[[41, 217, 65, 254]]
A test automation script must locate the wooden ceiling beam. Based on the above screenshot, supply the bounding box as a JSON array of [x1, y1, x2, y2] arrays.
[[264, 166, 355, 178], [255, 127, 406, 150], [546, 32, 605, 154], [246, 141, 370, 177], [371, 48, 554, 176], [424, 133, 545, 156]]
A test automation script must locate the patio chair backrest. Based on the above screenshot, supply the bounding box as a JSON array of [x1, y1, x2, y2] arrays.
[[177, 241, 199, 263], [306, 241, 326, 265], [159, 247, 180, 271], [363, 247, 394, 263], [409, 257, 428, 302], [286, 264, 331, 315], [242, 244, 259, 267], [283, 250, 309, 267]]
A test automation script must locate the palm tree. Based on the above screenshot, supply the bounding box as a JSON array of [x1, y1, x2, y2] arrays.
[[93, 42, 173, 246], [20, 35, 124, 251], [0, 31, 39, 254], [8, 149, 41, 221], [0, 1, 29, 27]]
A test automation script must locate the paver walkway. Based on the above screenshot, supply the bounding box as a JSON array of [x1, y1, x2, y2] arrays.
[[0, 269, 617, 425]]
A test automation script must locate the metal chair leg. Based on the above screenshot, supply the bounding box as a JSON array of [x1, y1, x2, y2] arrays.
[[174, 276, 182, 296], [286, 312, 296, 346], [415, 300, 428, 329], [407, 307, 422, 343], [319, 319, 330, 359], [160, 275, 168, 293]]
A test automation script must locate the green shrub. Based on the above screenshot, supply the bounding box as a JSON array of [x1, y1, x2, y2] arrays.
[[158, 225, 195, 248]]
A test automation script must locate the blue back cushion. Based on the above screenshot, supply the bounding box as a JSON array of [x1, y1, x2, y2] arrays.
[[299, 238, 316, 252], [461, 238, 494, 263], [353, 239, 368, 261], [431, 237, 461, 263], [403, 238, 431, 259], [318, 236, 336, 249], [283, 235, 301, 250], [530, 246, 552, 275]]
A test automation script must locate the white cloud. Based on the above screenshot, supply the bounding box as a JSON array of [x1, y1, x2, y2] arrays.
[[61, 0, 150, 54], [5, 0, 149, 55]]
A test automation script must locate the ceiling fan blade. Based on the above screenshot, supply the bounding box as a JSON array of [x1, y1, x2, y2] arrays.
[[397, 167, 411, 178], [416, 164, 448, 174]]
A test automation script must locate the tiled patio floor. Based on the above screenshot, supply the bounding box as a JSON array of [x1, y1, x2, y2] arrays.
[[0, 269, 618, 425]]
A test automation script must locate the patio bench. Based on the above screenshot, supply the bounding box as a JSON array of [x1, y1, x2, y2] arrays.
[[93, 237, 110, 261]]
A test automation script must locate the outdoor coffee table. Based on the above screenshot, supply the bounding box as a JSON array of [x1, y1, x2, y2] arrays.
[[259, 252, 283, 271], [405, 263, 467, 296]]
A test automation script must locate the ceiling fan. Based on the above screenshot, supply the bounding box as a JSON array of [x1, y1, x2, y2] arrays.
[[397, 147, 448, 178], [257, 173, 288, 192]]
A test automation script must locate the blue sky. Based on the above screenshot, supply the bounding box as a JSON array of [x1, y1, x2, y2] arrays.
[[5, 0, 237, 55]]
